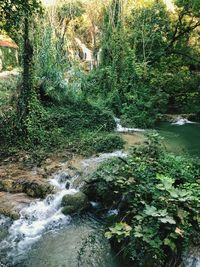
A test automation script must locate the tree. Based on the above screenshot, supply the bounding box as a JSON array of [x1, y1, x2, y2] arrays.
[[0, 0, 42, 127], [168, 1, 200, 47]]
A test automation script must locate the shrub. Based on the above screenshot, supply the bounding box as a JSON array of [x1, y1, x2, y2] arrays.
[[0, 95, 117, 158], [87, 133, 200, 266], [93, 134, 125, 153]]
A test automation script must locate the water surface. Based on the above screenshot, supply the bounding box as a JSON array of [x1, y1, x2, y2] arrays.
[[156, 122, 200, 157]]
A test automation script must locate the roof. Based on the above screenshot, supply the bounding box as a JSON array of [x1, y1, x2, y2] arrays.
[[0, 35, 18, 49]]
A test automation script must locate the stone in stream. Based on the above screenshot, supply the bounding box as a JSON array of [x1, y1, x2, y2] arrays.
[[0, 192, 33, 219], [61, 192, 89, 215], [65, 181, 70, 189]]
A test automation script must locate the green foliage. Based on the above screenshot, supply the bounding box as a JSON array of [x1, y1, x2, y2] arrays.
[[87, 133, 200, 266], [105, 222, 132, 243], [92, 134, 125, 153], [0, 92, 121, 159], [83, 0, 200, 126], [65, 131, 124, 156], [35, 25, 69, 102], [0, 76, 19, 108], [128, 1, 170, 63], [0, 0, 42, 40]]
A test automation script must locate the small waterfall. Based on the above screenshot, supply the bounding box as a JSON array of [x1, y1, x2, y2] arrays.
[[0, 172, 76, 264], [114, 118, 145, 133], [0, 151, 127, 266], [172, 117, 196, 125]]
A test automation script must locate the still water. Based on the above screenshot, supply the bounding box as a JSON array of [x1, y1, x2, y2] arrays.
[[157, 121, 200, 157]]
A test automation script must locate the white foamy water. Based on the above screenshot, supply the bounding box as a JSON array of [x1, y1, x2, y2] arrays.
[[185, 253, 200, 267], [172, 118, 196, 126], [114, 118, 145, 133], [0, 151, 127, 264], [0, 172, 77, 263]]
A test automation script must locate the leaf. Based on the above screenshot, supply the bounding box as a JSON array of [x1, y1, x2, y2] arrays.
[[159, 216, 176, 224], [169, 188, 179, 198], [177, 208, 188, 224], [144, 205, 158, 216], [175, 227, 184, 237], [164, 238, 177, 252], [124, 223, 132, 232], [105, 231, 112, 239]]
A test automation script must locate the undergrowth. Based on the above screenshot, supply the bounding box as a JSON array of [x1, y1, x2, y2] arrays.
[[86, 132, 200, 267]]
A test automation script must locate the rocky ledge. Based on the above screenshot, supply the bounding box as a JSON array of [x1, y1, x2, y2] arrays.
[[0, 192, 33, 219], [0, 154, 68, 219], [0, 164, 54, 198]]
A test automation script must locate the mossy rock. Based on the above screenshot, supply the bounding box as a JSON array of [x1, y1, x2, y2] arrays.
[[0, 180, 54, 198], [25, 182, 54, 198], [61, 192, 89, 215], [0, 207, 19, 220]]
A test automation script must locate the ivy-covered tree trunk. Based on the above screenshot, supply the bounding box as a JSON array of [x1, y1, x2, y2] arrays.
[[18, 16, 34, 128]]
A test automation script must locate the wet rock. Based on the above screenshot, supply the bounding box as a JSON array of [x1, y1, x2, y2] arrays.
[[0, 177, 54, 198], [60, 172, 71, 182], [0, 192, 33, 219], [183, 247, 200, 267], [65, 181, 70, 189], [0, 165, 54, 198], [44, 162, 63, 177], [25, 181, 54, 198], [0, 215, 11, 241], [61, 192, 89, 215]]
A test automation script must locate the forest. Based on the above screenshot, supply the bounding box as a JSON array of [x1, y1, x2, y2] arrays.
[[0, 0, 199, 266]]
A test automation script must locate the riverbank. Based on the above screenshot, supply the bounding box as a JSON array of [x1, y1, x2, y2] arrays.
[[0, 119, 200, 267], [0, 147, 131, 266]]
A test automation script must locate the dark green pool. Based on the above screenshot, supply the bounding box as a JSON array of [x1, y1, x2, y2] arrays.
[[157, 122, 200, 157]]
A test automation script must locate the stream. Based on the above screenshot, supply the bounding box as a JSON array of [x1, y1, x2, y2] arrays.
[[0, 152, 127, 267], [0, 118, 199, 267]]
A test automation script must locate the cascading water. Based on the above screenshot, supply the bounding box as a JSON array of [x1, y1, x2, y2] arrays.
[[172, 118, 196, 125], [0, 171, 75, 265], [1, 146, 199, 266], [114, 118, 145, 133], [0, 151, 127, 267]]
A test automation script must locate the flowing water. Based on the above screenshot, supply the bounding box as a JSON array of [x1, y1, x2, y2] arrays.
[[0, 118, 200, 267], [0, 152, 127, 267]]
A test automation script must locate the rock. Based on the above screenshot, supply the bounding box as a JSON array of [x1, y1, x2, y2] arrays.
[[61, 192, 89, 215], [62, 205, 77, 215], [65, 181, 70, 189], [0, 192, 33, 219], [0, 215, 11, 242], [24, 180, 54, 198], [0, 165, 54, 198]]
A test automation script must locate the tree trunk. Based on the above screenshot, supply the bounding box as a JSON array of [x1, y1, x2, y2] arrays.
[[18, 16, 33, 126]]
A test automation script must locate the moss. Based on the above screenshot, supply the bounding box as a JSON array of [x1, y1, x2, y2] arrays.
[[61, 192, 89, 215], [0, 208, 19, 220]]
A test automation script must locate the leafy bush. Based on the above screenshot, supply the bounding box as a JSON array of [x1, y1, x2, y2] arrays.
[[45, 100, 115, 134], [65, 131, 125, 156], [0, 76, 20, 109], [121, 103, 159, 128], [93, 134, 125, 153], [86, 133, 200, 266], [0, 94, 118, 159]]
